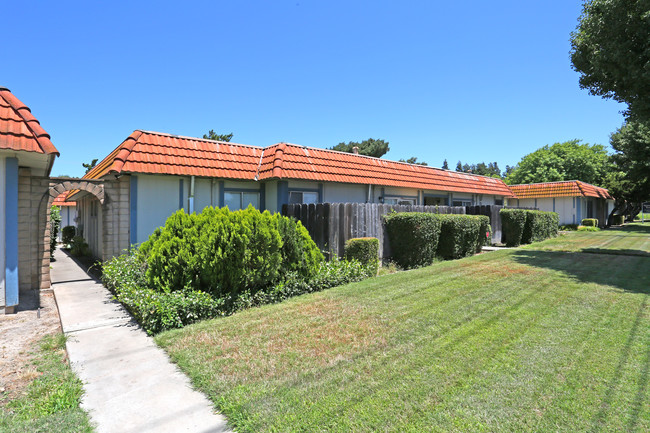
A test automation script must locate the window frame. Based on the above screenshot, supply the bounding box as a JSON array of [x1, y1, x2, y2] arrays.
[[223, 190, 260, 210]]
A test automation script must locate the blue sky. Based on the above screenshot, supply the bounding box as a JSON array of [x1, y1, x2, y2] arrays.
[[5, 1, 625, 177]]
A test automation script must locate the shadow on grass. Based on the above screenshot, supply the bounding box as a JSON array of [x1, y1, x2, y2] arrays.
[[510, 250, 650, 294], [581, 248, 650, 258], [608, 223, 650, 234]]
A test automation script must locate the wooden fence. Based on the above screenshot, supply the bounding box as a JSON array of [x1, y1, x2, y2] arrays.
[[465, 205, 504, 244], [282, 203, 466, 259]]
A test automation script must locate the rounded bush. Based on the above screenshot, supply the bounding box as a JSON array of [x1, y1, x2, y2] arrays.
[[500, 209, 528, 247], [384, 212, 441, 269], [344, 237, 379, 276], [140, 206, 323, 298], [437, 215, 485, 260], [581, 218, 598, 227]]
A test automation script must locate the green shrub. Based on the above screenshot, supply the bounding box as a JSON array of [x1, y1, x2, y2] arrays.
[[578, 225, 600, 232], [436, 215, 486, 260], [522, 210, 560, 244], [500, 209, 528, 247], [62, 225, 76, 245], [101, 247, 148, 292], [384, 212, 442, 269], [559, 224, 579, 231], [102, 249, 223, 334], [275, 214, 324, 279], [612, 215, 625, 225], [230, 257, 373, 311], [141, 206, 323, 298], [344, 237, 379, 276], [480, 217, 492, 248], [116, 286, 223, 335], [581, 218, 598, 227], [49, 205, 61, 256], [70, 236, 90, 257]]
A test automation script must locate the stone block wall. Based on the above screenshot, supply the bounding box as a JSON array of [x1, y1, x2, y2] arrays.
[[17, 170, 50, 291]]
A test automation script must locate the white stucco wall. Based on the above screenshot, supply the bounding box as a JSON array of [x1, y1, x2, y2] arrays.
[[58, 206, 77, 241], [77, 195, 103, 258], [323, 183, 367, 203], [193, 178, 218, 212], [135, 174, 184, 243], [265, 180, 278, 213]]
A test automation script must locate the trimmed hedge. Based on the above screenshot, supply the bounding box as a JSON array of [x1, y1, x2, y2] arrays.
[[437, 215, 488, 260], [62, 225, 76, 245], [522, 211, 560, 244], [344, 237, 379, 276], [384, 212, 442, 269], [140, 206, 324, 297], [501, 209, 528, 247], [581, 218, 598, 227], [612, 215, 625, 225], [501, 209, 559, 246]]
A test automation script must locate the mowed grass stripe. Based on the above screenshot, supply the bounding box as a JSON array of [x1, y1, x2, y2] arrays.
[[157, 226, 650, 433]]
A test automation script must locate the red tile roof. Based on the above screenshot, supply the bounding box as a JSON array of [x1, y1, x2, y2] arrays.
[[259, 143, 514, 196], [85, 130, 514, 197], [0, 87, 59, 156], [509, 181, 613, 200], [84, 131, 263, 180], [52, 192, 75, 207]]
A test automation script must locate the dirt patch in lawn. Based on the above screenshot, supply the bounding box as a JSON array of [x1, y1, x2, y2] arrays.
[[175, 296, 389, 382], [0, 290, 62, 405]]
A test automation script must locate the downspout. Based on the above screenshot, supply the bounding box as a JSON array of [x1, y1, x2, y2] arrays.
[[368, 184, 372, 203], [189, 176, 195, 213]]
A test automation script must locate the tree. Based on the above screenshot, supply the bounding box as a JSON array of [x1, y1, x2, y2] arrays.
[[570, 0, 650, 119], [454, 161, 502, 178], [330, 138, 389, 158], [83, 159, 98, 174], [442, 159, 449, 170], [504, 140, 612, 186], [606, 120, 650, 220], [203, 130, 234, 142], [399, 157, 428, 166]]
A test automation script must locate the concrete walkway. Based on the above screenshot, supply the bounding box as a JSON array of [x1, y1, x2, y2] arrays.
[[51, 249, 232, 433]]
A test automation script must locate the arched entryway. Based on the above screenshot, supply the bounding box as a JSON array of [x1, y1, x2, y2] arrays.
[[38, 178, 106, 290]]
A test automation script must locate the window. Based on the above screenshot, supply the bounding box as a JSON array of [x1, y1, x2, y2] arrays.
[[424, 196, 447, 206], [495, 199, 503, 205], [384, 197, 416, 205], [224, 191, 259, 210], [289, 191, 319, 205], [452, 200, 473, 207]]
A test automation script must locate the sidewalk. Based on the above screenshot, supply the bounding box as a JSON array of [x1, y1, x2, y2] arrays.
[[51, 249, 232, 433]]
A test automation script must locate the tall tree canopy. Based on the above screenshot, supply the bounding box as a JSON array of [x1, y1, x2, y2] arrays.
[[455, 161, 502, 178], [203, 130, 234, 142], [606, 120, 650, 204], [399, 157, 428, 166], [330, 138, 389, 158], [442, 159, 449, 170], [505, 140, 611, 186], [570, 0, 650, 119], [83, 159, 98, 174]]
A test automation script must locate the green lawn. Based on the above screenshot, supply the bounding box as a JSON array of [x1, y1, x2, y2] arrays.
[[536, 222, 650, 256], [157, 224, 650, 432], [0, 334, 93, 433]]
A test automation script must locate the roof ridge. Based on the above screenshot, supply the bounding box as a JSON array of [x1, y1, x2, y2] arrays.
[[0, 88, 59, 156], [272, 143, 287, 178], [137, 130, 264, 149], [277, 142, 505, 181], [510, 180, 578, 187]]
